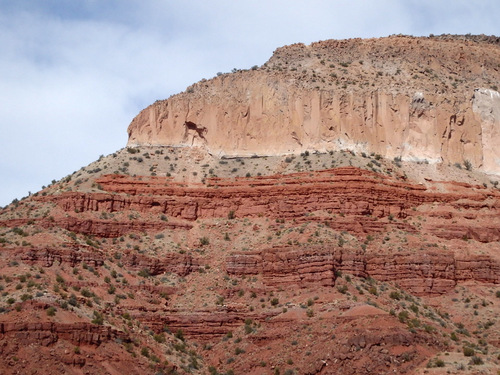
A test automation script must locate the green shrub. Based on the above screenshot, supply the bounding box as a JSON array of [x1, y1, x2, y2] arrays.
[[463, 346, 475, 357], [91, 311, 104, 325], [398, 310, 409, 323], [337, 284, 348, 294], [81, 288, 93, 298], [141, 347, 150, 358], [470, 355, 483, 365], [46, 306, 56, 316], [137, 269, 150, 278], [389, 291, 401, 300], [235, 347, 245, 355], [154, 333, 166, 343], [174, 329, 184, 341], [435, 359, 445, 367], [426, 358, 445, 368]]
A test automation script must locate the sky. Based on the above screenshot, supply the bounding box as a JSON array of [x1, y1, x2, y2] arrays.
[[0, 0, 499, 207]]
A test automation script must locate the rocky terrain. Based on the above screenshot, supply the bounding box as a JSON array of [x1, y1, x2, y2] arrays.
[[1, 35, 500, 374], [128, 35, 500, 174]]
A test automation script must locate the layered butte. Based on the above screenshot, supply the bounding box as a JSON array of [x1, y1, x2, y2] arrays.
[[128, 35, 500, 174], [2, 35, 500, 374]]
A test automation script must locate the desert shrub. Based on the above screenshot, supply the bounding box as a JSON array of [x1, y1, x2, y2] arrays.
[[337, 284, 348, 294], [81, 288, 93, 298], [463, 346, 475, 357], [55, 274, 65, 283], [469, 356, 483, 365], [398, 310, 409, 323], [235, 347, 245, 355], [137, 269, 150, 278], [46, 306, 56, 316], [426, 358, 445, 368], [174, 329, 185, 341], [390, 291, 401, 300], [91, 311, 104, 325], [141, 347, 150, 358]]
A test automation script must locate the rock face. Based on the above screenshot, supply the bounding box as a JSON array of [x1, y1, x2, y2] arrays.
[[226, 246, 500, 295], [128, 35, 500, 174], [1, 166, 495, 296], [3, 35, 500, 374]]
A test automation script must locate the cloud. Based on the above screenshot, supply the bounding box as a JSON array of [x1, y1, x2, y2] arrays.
[[0, 1, 499, 206]]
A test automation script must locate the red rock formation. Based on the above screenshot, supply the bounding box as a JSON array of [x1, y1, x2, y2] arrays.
[[5, 244, 105, 267], [1, 245, 197, 277], [3, 35, 500, 375], [226, 246, 500, 295], [0, 320, 126, 346], [28, 168, 499, 226]]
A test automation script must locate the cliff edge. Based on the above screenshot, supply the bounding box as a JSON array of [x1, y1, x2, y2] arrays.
[[127, 35, 500, 174]]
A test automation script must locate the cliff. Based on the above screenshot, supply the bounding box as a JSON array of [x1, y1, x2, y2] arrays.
[[127, 35, 500, 174], [2, 35, 500, 374]]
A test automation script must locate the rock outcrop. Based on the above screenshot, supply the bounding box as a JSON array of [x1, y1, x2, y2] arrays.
[[28, 167, 499, 225], [128, 36, 500, 174], [226, 246, 500, 295], [3, 35, 500, 375]]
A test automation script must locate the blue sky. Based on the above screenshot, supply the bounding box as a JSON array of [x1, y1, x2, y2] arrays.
[[1, 0, 499, 206]]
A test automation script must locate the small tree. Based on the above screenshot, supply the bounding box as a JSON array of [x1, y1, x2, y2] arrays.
[[464, 160, 472, 171]]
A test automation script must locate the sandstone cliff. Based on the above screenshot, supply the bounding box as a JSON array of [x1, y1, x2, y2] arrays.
[[128, 35, 500, 174], [2, 35, 500, 374]]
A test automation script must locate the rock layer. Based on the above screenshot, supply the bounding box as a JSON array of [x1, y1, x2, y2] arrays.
[[226, 246, 500, 295], [30, 167, 498, 224], [128, 36, 500, 174]]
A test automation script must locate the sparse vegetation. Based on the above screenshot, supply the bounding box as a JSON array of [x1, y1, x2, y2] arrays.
[[1, 36, 500, 374]]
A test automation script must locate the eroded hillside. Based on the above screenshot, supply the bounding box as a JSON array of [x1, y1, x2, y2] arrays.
[[1, 35, 500, 375]]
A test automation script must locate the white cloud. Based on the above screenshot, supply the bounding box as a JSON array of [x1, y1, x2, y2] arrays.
[[0, 0, 499, 206]]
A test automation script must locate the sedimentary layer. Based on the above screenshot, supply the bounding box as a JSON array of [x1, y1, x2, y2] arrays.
[[128, 36, 500, 174]]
